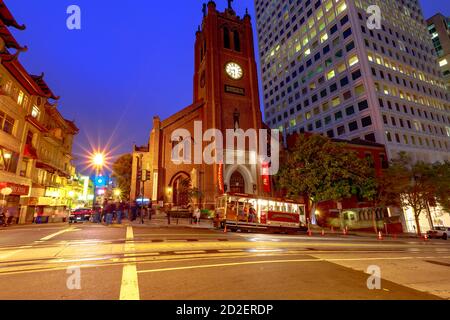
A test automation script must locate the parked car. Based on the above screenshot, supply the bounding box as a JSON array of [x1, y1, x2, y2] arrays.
[[69, 208, 93, 224], [427, 227, 449, 240]]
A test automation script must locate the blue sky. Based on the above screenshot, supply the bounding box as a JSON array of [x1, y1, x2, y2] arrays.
[[6, 0, 449, 173]]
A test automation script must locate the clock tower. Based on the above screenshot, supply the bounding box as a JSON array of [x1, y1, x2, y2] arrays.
[[131, 1, 269, 208], [193, 1, 263, 133]]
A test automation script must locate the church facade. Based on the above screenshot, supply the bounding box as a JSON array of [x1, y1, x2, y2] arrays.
[[130, 1, 272, 209]]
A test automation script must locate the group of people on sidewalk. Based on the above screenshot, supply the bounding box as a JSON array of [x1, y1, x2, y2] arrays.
[[92, 200, 154, 226]]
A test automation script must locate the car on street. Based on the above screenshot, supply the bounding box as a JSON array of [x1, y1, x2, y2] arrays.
[[427, 227, 449, 240], [69, 208, 93, 224]]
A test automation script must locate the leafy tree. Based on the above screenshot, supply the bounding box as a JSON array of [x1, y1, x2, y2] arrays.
[[178, 178, 203, 208], [112, 154, 133, 201], [383, 152, 436, 235], [277, 134, 377, 225], [430, 161, 450, 214]]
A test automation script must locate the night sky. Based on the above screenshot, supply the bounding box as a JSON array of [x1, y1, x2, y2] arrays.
[[7, 0, 450, 173]]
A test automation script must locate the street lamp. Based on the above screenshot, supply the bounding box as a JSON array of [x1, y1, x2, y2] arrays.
[[1, 187, 13, 214], [92, 152, 105, 210], [114, 189, 121, 200], [93, 153, 105, 167]]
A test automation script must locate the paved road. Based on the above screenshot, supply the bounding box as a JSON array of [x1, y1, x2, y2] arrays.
[[0, 223, 449, 300]]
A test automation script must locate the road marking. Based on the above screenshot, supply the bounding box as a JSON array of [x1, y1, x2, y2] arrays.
[[138, 255, 450, 274], [119, 226, 140, 300], [38, 227, 77, 241]]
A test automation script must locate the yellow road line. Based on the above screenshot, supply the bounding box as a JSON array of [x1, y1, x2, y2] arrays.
[[119, 226, 140, 300], [174, 251, 206, 255]]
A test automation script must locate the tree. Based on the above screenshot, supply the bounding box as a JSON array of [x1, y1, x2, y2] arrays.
[[178, 178, 203, 208], [430, 161, 450, 214], [277, 134, 377, 226], [112, 154, 133, 201], [383, 152, 436, 235]]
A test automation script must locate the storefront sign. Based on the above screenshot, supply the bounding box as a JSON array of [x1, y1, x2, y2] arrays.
[[261, 162, 271, 193], [218, 163, 224, 194], [45, 188, 61, 198], [0, 182, 30, 196]]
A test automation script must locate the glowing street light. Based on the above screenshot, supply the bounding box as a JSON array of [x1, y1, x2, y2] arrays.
[[91, 152, 106, 210], [114, 189, 121, 197], [92, 153, 105, 167]]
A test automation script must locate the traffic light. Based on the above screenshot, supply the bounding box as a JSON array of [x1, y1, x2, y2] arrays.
[[137, 170, 142, 182], [145, 170, 151, 182]]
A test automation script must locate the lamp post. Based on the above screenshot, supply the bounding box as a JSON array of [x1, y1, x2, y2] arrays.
[[1, 187, 13, 214], [92, 153, 105, 210]]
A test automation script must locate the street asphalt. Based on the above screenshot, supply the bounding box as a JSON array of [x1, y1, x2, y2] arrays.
[[0, 222, 449, 300]]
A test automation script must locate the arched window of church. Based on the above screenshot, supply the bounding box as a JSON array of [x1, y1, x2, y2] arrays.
[[234, 31, 241, 52], [224, 27, 231, 49]]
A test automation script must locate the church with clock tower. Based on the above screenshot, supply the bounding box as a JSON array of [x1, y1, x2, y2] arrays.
[[130, 1, 269, 208]]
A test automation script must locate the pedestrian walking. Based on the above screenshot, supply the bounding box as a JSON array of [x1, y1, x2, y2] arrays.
[[131, 202, 137, 221], [117, 201, 125, 225], [140, 206, 146, 224]]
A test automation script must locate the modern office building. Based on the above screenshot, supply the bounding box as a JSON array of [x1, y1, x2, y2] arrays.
[[255, 0, 450, 164], [427, 13, 450, 91]]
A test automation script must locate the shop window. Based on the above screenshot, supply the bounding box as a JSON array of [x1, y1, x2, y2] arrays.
[[0, 148, 18, 173]]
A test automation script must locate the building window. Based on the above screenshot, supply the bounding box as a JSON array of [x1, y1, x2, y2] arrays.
[[345, 105, 355, 116], [0, 148, 18, 173], [224, 27, 231, 49], [17, 90, 24, 106], [0, 111, 14, 135], [234, 31, 241, 52], [348, 54, 359, 66], [31, 106, 40, 119], [358, 100, 369, 111], [349, 121, 358, 132], [361, 116, 372, 127]]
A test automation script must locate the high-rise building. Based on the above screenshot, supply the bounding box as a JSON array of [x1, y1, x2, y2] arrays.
[[427, 13, 450, 91], [255, 0, 450, 163]]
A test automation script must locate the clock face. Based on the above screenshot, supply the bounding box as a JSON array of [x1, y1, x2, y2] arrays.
[[225, 62, 243, 80]]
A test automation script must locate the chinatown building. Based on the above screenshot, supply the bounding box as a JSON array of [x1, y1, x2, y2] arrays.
[[0, 0, 80, 224], [131, 2, 272, 209]]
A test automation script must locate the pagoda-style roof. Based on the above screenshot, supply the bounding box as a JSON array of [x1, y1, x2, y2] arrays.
[[31, 73, 60, 100], [0, 0, 25, 30], [64, 119, 79, 135], [0, 19, 27, 51], [1, 51, 47, 97], [45, 104, 79, 135]]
